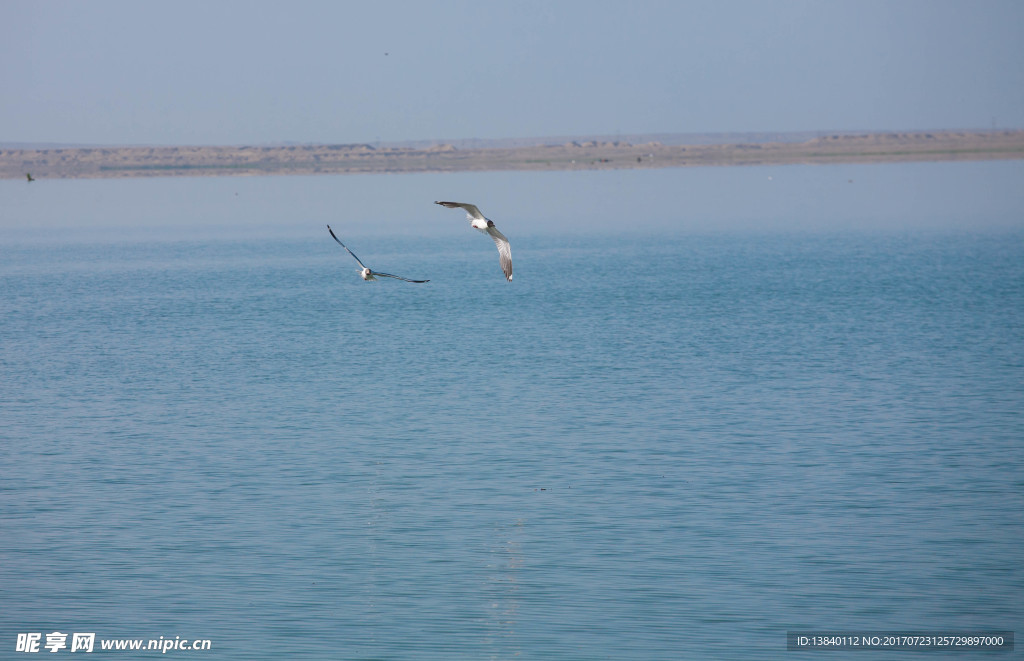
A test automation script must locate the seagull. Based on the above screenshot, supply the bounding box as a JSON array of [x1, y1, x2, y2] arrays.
[[434, 201, 512, 281], [327, 225, 429, 283], [26, 173, 35, 182]]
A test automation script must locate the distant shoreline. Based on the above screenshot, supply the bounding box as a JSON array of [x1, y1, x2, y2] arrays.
[[3, 130, 1023, 180]]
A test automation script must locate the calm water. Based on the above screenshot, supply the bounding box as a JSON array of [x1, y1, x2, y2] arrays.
[[2, 224, 1022, 659]]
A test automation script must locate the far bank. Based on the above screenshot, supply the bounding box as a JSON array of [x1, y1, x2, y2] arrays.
[[3, 130, 1023, 181]]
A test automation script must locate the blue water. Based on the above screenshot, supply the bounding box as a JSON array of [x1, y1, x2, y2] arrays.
[[3, 228, 1022, 659], [2, 163, 1023, 659]]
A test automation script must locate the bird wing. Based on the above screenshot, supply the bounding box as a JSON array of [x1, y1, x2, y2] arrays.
[[327, 225, 369, 270], [370, 272, 430, 283], [486, 226, 513, 281], [435, 200, 486, 222]]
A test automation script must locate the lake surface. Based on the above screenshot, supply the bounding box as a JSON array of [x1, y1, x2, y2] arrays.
[[2, 162, 1023, 659]]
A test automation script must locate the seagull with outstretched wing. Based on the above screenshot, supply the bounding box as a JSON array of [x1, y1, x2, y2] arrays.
[[327, 225, 429, 283], [434, 201, 512, 281]]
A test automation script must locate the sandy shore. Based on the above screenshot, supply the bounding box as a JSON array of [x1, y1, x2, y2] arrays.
[[3, 130, 1023, 180]]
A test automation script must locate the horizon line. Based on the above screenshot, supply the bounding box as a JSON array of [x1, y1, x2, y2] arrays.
[[4, 127, 1022, 151]]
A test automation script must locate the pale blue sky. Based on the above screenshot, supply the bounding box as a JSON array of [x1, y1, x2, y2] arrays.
[[2, 0, 1023, 146]]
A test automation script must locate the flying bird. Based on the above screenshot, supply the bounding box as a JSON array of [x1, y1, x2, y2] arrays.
[[434, 201, 512, 281], [327, 225, 429, 283]]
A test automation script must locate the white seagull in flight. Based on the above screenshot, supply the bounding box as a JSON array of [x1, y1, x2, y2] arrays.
[[435, 201, 512, 281], [327, 225, 429, 283]]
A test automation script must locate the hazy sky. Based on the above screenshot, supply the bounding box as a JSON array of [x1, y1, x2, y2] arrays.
[[2, 0, 1023, 146]]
